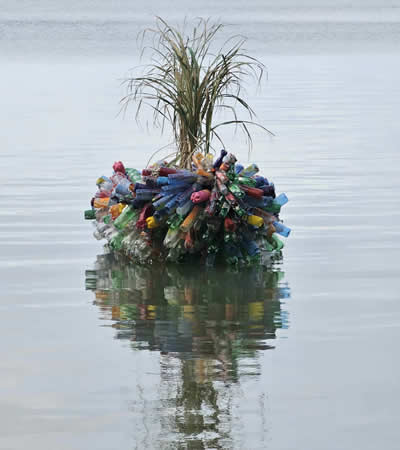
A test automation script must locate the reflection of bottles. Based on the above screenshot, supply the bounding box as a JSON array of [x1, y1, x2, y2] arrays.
[[86, 253, 290, 366], [86, 254, 291, 449]]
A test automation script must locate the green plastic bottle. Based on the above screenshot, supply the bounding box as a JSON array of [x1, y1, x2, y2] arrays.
[[219, 201, 230, 218], [271, 234, 284, 251], [114, 206, 138, 230], [229, 183, 244, 198], [84, 209, 96, 220], [238, 176, 257, 187], [109, 231, 126, 251], [125, 168, 142, 183], [167, 213, 185, 230]]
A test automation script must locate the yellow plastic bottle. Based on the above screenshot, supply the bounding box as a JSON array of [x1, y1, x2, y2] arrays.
[[146, 216, 159, 229], [247, 215, 264, 228]]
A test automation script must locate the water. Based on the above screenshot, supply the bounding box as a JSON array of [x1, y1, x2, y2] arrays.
[[1, 1, 400, 449]]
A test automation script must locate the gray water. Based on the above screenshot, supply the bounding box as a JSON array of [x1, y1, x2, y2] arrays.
[[1, 1, 400, 449]]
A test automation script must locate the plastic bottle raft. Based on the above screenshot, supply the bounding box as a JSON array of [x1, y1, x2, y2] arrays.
[[84, 151, 291, 266]]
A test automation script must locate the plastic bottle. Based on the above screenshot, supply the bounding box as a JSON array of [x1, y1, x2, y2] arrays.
[[113, 161, 126, 173], [168, 171, 197, 183], [241, 163, 259, 178], [253, 208, 277, 226], [111, 172, 128, 186], [219, 153, 237, 172], [270, 234, 284, 251], [109, 230, 126, 251], [239, 185, 264, 199], [272, 221, 291, 237], [180, 205, 201, 232], [215, 171, 229, 184], [255, 176, 269, 187], [130, 198, 147, 209], [93, 221, 109, 240], [142, 167, 177, 177], [155, 176, 169, 186], [146, 216, 159, 229], [93, 197, 110, 209], [260, 184, 276, 198], [113, 206, 138, 230], [176, 186, 194, 206], [167, 214, 185, 230], [176, 199, 194, 216], [238, 176, 257, 187], [110, 203, 125, 220], [96, 176, 113, 196], [114, 178, 132, 196], [224, 192, 239, 207], [274, 193, 289, 207], [216, 179, 228, 195], [152, 193, 175, 209], [213, 149, 228, 170], [219, 201, 230, 218], [244, 195, 274, 208], [228, 183, 244, 198], [136, 204, 154, 230], [125, 168, 142, 183], [134, 182, 148, 191], [205, 187, 220, 216], [161, 182, 191, 192], [203, 153, 214, 171], [164, 195, 179, 214], [235, 163, 244, 174], [84, 209, 96, 220], [247, 215, 264, 228], [191, 189, 211, 204], [163, 228, 182, 248], [154, 208, 170, 221]]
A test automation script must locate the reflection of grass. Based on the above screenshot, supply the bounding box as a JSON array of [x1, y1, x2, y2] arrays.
[[122, 18, 272, 168]]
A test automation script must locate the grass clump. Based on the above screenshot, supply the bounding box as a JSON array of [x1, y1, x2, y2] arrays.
[[122, 17, 272, 168]]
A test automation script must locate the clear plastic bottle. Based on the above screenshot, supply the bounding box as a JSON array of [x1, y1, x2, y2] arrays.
[[176, 199, 194, 216]]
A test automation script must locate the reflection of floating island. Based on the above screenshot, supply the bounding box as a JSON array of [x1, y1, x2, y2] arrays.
[[85, 152, 290, 266], [86, 252, 290, 380]]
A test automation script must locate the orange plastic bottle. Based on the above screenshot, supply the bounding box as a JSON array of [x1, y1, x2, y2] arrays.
[[93, 197, 110, 209], [180, 205, 201, 232], [110, 203, 125, 220]]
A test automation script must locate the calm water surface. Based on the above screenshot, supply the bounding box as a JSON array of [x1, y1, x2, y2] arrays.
[[1, 1, 400, 449]]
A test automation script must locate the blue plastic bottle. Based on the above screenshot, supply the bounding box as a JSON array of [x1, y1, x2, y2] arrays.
[[153, 193, 175, 209], [213, 149, 228, 169], [273, 221, 291, 237], [235, 163, 244, 174], [274, 193, 289, 207]]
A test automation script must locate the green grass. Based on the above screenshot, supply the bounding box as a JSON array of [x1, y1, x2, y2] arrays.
[[121, 17, 273, 168]]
